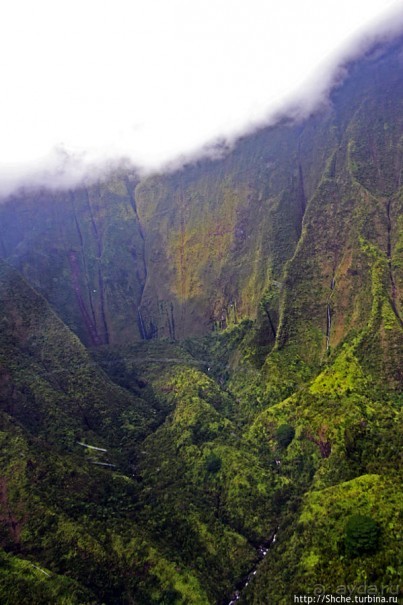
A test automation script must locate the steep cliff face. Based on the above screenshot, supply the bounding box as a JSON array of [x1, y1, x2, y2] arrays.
[[0, 175, 146, 346], [134, 124, 321, 339], [1, 41, 402, 355], [257, 43, 403, 395], [0, 128, 316, 344]]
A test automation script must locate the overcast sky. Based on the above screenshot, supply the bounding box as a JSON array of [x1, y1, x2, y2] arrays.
[[1, 0, 403, 193]]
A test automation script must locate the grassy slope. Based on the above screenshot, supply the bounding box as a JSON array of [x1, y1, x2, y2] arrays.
[[0, 267, 280, 603], [242, 344, 402, 602], [0, 262, 213, 603]]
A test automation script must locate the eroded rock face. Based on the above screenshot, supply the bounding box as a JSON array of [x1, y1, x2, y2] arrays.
[[0, 125, 311, 345]]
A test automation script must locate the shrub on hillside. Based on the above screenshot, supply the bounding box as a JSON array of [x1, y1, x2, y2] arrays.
[[344, 514, 380, 558]]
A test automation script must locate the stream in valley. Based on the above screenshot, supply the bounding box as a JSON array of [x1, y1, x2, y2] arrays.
[[226, 530, 277, 604]]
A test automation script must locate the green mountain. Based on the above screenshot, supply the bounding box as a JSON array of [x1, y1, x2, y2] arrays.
[[0, 36, 402, 604]]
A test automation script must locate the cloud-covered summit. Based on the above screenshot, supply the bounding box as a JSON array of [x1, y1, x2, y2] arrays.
[[1, 0, 403, 196]]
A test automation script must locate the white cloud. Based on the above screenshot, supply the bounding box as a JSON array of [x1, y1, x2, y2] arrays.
[[0, 0, 402, 194]]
